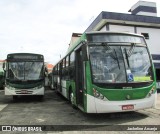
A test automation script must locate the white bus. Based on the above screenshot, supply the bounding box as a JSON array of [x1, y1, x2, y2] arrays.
[[4, 53, 45, 100]]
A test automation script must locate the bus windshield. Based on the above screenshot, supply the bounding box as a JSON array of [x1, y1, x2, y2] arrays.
[[7, 62, 44, 80], [89, 44, 153, 83]]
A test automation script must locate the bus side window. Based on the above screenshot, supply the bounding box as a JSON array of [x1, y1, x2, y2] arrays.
[[69, 52, 75, 79], [65, 56, 69, 80], [62, 58, 66, 79]]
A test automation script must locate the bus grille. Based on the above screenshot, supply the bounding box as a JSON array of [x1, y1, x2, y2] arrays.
[[15, 90, 33, 94]]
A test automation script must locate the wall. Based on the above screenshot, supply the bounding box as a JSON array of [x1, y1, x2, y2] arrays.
[[136, 27, 160, 55], [109, 24, 135, 33], [100, 25, 107, 31]]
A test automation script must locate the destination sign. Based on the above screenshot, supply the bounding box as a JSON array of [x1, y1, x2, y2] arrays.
[[13, 55, 39, 60], [7, 54, 43, 60]]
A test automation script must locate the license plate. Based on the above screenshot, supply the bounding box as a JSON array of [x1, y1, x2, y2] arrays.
[[21, 90, 28, 94], [122, 105, 134, 110]]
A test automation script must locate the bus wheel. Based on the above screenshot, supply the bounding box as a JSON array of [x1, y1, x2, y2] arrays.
[[13, 96, 18, 101], [69, 90, 76, 108]]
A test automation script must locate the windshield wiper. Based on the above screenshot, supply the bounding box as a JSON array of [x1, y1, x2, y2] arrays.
[[124, 48, 130, 68], [114, 49, 120, 69], [127, 43, 136, 57], [102, 43, 120, 69], [124, 43, 136, 68]]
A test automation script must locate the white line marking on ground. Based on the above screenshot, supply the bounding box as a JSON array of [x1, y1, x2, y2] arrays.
[[0, 104, 8, 111]]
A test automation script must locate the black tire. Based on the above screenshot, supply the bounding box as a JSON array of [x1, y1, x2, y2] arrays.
[[39, 95, 44, 100], [13, 95, 18, 101]]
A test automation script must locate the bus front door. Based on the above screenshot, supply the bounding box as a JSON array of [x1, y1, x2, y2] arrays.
[[75, 48, 84, 107]]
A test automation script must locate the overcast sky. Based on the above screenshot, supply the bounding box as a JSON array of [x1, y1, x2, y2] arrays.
[[0, 0, 160, 64]]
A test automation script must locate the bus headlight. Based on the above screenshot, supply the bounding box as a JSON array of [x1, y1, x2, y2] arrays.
[[33, 85, 42, 90], [6, 85, 10, 89], [38, 85, 42, 89], [33, 87, 38, 90], [6, 85, 15, 90], [93, 88, 100, 97], [93, 88, 108, 101], [11, 87, 16, 90], [147, 86, 156, 98]]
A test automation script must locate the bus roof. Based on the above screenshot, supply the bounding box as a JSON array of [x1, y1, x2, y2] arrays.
[[85, 31, 144, 37], [66, 31, 144, 55], [7, 53, 43, 56]]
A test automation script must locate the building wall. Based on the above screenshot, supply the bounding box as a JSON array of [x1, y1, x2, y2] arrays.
[[109, 24, 135, 33], [100, 26, 107, 31], [136, 27, 160, 55]]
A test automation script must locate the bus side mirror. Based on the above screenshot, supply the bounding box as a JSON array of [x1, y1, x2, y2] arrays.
[[3, 62, 5, 70], [2, 62, 6, 78]]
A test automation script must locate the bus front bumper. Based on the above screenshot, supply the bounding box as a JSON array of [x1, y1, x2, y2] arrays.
[[86, 92, 157, 113], [5, 87, 44, 95]]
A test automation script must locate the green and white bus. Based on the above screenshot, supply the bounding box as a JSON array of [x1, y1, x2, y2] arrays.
[[4, 53, 45, 100], [52, 32, 157, 113]]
